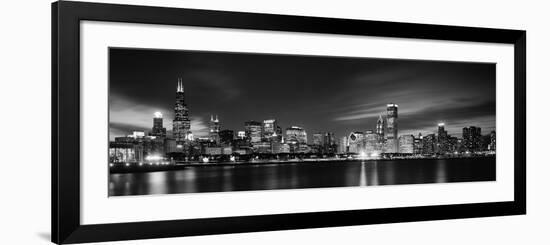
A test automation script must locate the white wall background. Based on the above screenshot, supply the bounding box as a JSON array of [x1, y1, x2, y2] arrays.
[[0, 0, 547, 244]]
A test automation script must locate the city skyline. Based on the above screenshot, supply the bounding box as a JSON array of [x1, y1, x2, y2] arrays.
[[109, 48, 496, 141]]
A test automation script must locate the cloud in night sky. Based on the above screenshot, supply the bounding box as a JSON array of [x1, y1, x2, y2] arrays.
[[109, 48, 496, 141], [109, 93, 209, 140]]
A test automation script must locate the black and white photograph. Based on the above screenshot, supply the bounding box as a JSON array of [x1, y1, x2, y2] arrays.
[[2, 0, 542, 244], [108, 48, 497, 196]]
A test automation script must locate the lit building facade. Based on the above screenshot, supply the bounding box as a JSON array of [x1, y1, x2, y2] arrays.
[[285, 126, 307, 144], [237, 130, 246, 140], [279, 143, 291, 153], [422, 134, 436, 155], [209, 115, 221, 143], [398, 135, 414, 153], [311, 132, 336, 154], [338, 136, 348, 154], [364, 130, 381, 156], [150, 112, 167, 138], [385, 103, 399, 153], [462, 126, 482, 152], [204, 147, 222, 155], [109, 142, 142, 163], [253, 141, 272, 153], [436, 123, 450, 154], [448, 136, 459, 153], [222, 147, 233, 155], [376, 115, 386, 140], [413, 133, 423, 154], [262, 119, 277, 140], [245, 121, 262, 143], [348, 131, 365, 154], [173, 78, 192, 144]]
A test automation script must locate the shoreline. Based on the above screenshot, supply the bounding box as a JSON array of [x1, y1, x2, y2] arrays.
[[109, 155, 496, 174]]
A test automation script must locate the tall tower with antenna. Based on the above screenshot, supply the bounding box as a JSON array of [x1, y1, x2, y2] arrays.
[[173, 78, 191, 145]]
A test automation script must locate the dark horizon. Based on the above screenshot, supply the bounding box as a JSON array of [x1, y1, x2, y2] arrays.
[[109, 47, 496, 142]]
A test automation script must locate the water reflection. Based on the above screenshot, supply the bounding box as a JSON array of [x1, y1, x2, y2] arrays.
[[109, 158, 496, 196], [436, 160, 447, 183], [359, 161, 366, 186], [368, 162, 379, 186]]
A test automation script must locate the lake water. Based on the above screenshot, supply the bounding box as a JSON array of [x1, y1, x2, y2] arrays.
[[109, 157, 495, 196]]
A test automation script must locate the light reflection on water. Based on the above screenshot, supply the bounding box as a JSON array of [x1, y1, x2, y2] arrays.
[[359, 161, 367, 186], [368, 162, 379, 186], [436, 160, 447, 183], [109, 158, 495, 196]]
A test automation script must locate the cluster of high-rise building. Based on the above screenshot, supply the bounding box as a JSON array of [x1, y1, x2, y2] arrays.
[[338, 103, 497, 157], [108, 79, 496, 164], [109, 80, 339, 163]]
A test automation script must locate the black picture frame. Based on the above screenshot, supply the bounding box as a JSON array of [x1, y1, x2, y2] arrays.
[[52, 1, 526, 244]]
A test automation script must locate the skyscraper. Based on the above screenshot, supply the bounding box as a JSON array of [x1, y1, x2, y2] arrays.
[[398, 135, 414, 153], [437, 123, 447, 137], [422, 134, 436, 155], [262, 119, 277, 140], [245, 121, 262, 143], [324, 132, 336, 153], [347, 131, 365, 154], [385, 103, 399, 153], [413, 133, 423, 154], [376, 115, 386, 139], [150, 112, 167, 138], [436, 123, 449, 154], [462, 126, 482, 152], [364, 130, 381, 156], [172, 78, 191, 144], [338, 136, 348, 154], [209, 115, 221, 143], [285, 126, 307, 144]]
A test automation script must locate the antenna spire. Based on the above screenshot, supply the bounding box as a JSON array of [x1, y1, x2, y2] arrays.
[[177, 78, 183, 92]]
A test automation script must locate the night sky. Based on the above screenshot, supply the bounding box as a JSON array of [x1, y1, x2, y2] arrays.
[[109, 48, 496, 142]]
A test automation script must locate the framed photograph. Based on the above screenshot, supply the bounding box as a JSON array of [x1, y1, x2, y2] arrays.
[[52, 1, 526, 244]]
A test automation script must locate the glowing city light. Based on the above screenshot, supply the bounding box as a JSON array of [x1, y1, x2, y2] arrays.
[[145, 155, 163, 161], [129, 131, 145, 138], [109, 91, 494, 171]]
